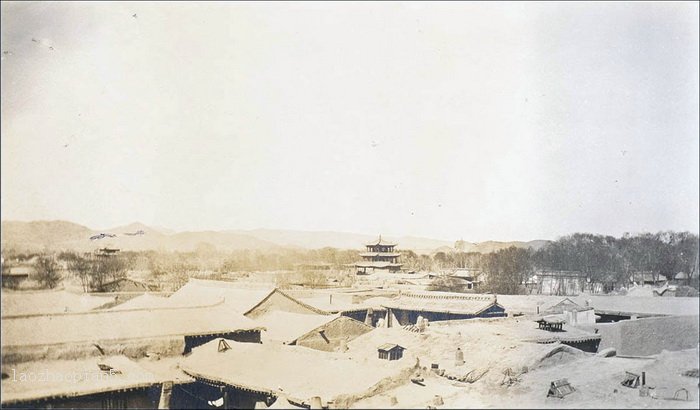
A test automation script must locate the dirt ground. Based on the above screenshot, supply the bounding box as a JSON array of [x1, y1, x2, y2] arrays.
[[347, 316, 699, 409]]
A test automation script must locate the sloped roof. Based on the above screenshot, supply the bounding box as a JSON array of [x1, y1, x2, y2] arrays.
[[450, 269, 480, 279], [0, 356, 165, 405], [543, 298, 586, 314], [381, 291, 503, 315], [167, 279, 271, 312], [2, 302, 263, 348], [536, 315, 566, 324], [243, 288, 330, 316], [674, 272, 689, 280], [297, 295, 393, 314], [1, 289, 115, 317], [364, 236, 397, 247], [2, 266, 33, 276], [359, 252, 401, 258], [254, 311, 339, 344], [355, 262, 402, 268], [291, 316, 372, 344], [377, 343, 405, 352], [180, 339, 405, 404], [108, 293, 171, 311]]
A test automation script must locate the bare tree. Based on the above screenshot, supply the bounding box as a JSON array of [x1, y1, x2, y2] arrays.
[[68, 256, 92, 292], [34, 255, 61, 289]]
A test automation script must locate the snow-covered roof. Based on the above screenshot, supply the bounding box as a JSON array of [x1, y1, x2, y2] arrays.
[[180, 339, 406, 405], [167, 279, 271, 311], [255, 311, 339, 344], [2, 302, 263, 349], [0, 356, 165, 405], [243, 288, 330, 316], [377, 343, 405, 352], [1, 289, 115, 317], [108, 293, 171, 311], [382, 291, 502, 315]]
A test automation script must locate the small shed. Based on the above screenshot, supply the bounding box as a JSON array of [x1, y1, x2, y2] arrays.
[[547, 378, 575, 398], [377, 344, 405, 361], [1, 266, 32, 289], [535, 315, 565, 332]]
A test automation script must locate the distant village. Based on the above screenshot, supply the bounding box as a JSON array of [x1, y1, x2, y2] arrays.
[[1, 229, 698, 409]]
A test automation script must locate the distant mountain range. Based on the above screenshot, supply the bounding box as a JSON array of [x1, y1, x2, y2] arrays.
[[0, 220, 550, 254]]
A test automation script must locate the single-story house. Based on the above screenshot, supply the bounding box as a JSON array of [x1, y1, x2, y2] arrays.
[[629, 272, 668, 286], [377, 343, 405, 360], [1, 265, 33, 289]]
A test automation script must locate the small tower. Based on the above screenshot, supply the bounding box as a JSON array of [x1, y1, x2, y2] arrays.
[[355, 235, 403, 274]]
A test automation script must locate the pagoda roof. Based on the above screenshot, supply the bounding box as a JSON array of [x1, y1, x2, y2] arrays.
[[359, 252, 401, 258], [355, 262, 403, 269], [364, 236, 397, 247]]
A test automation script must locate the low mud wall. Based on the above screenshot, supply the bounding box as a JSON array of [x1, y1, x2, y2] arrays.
[[596, 315, 699, 356]]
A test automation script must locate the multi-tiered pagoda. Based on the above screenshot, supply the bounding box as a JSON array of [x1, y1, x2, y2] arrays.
[[355, 235, 402, 274]]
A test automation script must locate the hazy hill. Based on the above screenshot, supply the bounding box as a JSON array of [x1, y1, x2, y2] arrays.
[[234, 229, 454, 251], [1, 221, 277, 252], [1, 220, 549, 254], [1, 220, 93, 251]]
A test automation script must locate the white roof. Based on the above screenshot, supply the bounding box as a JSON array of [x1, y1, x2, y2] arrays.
[[382, 291, 501, 315], [181, 339, 406, 404], [167, 279, 271, 312], [2, 303, 263, 348], [1, 356, 164, 405], [1, 289, 115, 317], [255, 311, 339, 343], [108, 293, 171, 311]]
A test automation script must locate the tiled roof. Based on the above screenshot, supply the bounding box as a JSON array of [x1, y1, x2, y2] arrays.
[[364, 236, 397, 247], [2, 302, 263, 349], [355, 262, 403, 268], [382, 291, 501, 315]]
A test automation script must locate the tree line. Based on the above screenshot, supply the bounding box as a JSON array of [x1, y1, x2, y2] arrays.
[[6, 231, 696, 293], [427, 231, 698, 294]]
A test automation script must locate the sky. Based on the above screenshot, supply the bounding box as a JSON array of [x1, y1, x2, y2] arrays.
[[1, 1, 698, 242]]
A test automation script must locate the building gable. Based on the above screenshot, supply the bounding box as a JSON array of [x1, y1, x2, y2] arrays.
[[244, 289, 330, 319], [293, 316, 373, 352]]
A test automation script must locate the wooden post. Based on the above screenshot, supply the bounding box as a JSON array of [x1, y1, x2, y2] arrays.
[[158, 381, 173, 409], [219, 386, 229, 410]]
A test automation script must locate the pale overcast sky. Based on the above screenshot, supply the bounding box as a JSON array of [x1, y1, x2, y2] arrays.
[[1, 1, 698, 242]]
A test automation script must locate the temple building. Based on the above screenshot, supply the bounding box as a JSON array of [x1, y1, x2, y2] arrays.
[[355, 235, 402, 274]]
